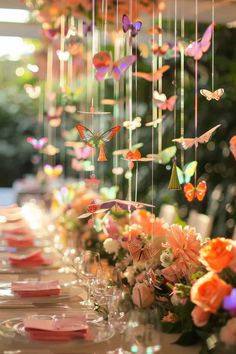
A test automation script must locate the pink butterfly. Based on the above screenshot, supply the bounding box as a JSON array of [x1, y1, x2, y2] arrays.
[[153, 91, 177, 111], [186, 23, 214, 60], [26, 137, 48, 150], [93, 51, 136, 81], [74, 145, 93, 160], [173, 124, 221, 149]]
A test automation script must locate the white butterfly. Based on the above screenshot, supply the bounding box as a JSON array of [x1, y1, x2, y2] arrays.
[[123, 116, 142, 130], [24, 84, 41, 99], [56, 50, 70, 61]]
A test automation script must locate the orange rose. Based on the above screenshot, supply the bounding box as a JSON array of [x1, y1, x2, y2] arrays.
[[191, 272, 232, 313], [191, 306, 210, 327], [199, 238, 234, 272]]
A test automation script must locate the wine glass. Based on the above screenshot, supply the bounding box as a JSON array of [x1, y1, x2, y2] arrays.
[[125, 308, 162, 354], [79, 250, 101, 308]]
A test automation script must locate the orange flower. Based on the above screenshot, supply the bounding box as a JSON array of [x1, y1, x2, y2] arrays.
[[200, 238, 234, 272], [131, 209, 168, 238], [191, 306, 210, 327], [121, 225, 143, 249], [191, 272, 232, 313]]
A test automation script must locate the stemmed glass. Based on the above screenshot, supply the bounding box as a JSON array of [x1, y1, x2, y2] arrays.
[[125, 308, 162, 354], [78, 250, 101, 308]]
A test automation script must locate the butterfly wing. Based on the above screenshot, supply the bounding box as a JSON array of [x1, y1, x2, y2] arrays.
[[200, 89, 213, 101], [128, 240, 142, 263], [153, 91, 167, 105], [153, 65, 170, 80], [196, 181, 207, 201], [76, 124, 95, 144], [112, 55, 136, 81], [149, 146, 177, 164], [213, 88, 224, 101], [133, 65, 169, 82], [197, 124, 221, 145], [131, 21, 142, 37], [186, 41, 201, 59], [176, 166, 184, 185], [183, 183, 195, 202], [183, 161, 198, 183], [99, 125, 121, 142], [200, 23, 214, 53], [26, 137, 37, 148], [173, 138, 196, 150], [166, 95, 177, 111], [125, 149, 142, 160], [122, 14, 131, 33], [93, 52, 112, 81]]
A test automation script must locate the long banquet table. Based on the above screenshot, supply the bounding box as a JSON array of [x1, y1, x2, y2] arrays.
[[0, 270, 200, 354]]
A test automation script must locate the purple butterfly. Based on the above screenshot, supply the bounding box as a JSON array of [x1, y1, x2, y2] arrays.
[[26, 137, 48, 150], [83, 21, 92, 37], [122, 14, 142, 37]]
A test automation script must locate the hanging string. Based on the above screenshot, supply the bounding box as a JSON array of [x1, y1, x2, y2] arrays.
[[127, 0, 133, 201], [173, 0, 177, 142], [91, 0, 96, 176], [211, 0, 215, 92], [135, 163, 139, 202], [46, 44, 53, 166], [180, 0, 185, 169], [194, 0, 198, 187], [59, 15, 65, 90], [157, 11, 163, 154]]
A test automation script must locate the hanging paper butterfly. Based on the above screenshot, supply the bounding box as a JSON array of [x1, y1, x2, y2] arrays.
[[78, 201, 109, 223], [74, 145, 93, 160], [100, 186, 119, 200], [229, 136, 236, 160], [173, 124, 221, 150], [147, 27, 162, 35], [76, 124, 121, 161], [43, 164, 63, 178], [84, 174, 100, 186], [93, 51, 136, 81], [176, 161, 198, 184], [153, 91, 177, 111], [100, 199, 154, 212], [122, 14, 142, 37], [24, 84, 41, 99], [124, 149, 153, 170], [151, 41, 171, 56], [128, 239, 158, 263], [56, 50, 70, 61], [133, 65, 170, 82], [83, 21, 92, 37], [184, 180, 207, 202], [145, 115, 166, 128], [42, 144, 59, 156], [200, 88, 224, 101], [186, 23, 214, 60], [112, 167, 124, 176], [26, 137, 48, 151], [113, 143, 143, 156], [147, 146, 177, 165], [47, 106, 63, 128], [123, 116, 142, 130], [42, 25, 60, 40], [62, 128, 78, 142]]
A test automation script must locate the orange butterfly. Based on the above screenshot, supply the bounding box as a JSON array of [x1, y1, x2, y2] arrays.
[[153, 91, 177, 111], [128, 239, 158, 264], [230, 135, 236, 160], [200, 88, 224, 101], [183, 181, 207, 202], [124, 149, 153, 169], [151, 41, 170, 56], [173, 124, 221, 150], [132, 65, 170, 82]]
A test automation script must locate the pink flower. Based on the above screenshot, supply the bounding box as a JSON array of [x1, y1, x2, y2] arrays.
[[191, 306, 210, 327], [161, 225, 201, 282], [132, 283, 155, 308], [103, 216, 119, 239], [220, 318, 236, 345]]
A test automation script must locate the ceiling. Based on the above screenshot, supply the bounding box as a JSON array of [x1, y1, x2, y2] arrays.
[[0, 0, 235, 39]]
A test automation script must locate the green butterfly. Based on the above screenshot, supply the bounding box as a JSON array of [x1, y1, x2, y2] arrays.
[[147, 146, 177, 165], [100, 186, 119, 200], [176, 161, 198, 184]]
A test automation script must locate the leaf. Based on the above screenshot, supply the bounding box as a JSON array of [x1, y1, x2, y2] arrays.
[[173, 331, 200, 346]]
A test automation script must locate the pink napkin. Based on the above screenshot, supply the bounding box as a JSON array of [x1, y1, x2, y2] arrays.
[[11, 281, 61, 297], [24, 315, 90, 341], [5, 235, 34, 248], [9, 250, 52, 268]]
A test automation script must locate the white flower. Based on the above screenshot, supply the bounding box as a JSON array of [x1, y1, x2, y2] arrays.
[[124, 266, 136, 285], [171, 294, 181, 306], [160, 248, 174, 268], [103, 238, 120, 254]]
